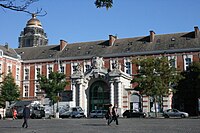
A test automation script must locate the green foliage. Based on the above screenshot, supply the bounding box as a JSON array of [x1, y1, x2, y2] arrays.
[[37, 71, 68, 103], [175, 62, 200, 113], [133, 56, 182, 97], [95, 0, 113, 9], [0, 72, 20, 104], [133, 56, 182, 116]]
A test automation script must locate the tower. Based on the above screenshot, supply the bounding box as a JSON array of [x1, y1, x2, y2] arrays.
[[18, 14, 48, 48]]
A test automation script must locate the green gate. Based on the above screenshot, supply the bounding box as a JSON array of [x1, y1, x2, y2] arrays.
[[89, 81, 110, 112]]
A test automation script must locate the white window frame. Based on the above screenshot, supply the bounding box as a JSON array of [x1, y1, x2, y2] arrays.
[[124, 58, 132, 75], [23, 85, 29, 97], [16, 66, 20, 81], [7, 64, 12, 73], [71, 62, 78, 74], [47, 64, 53, 78], [59, 64, 66, 74], [35, 65, 42, 80], [34, 84, 40, 96], [168, 56, 177, 68], [84, 61, 91, 73], [110, 59, 117, 70], [24, 67, 30, 80], [183, 55, 193, 71]]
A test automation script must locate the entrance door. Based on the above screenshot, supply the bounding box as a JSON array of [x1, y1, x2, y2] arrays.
[[130, 94, 142, 111], [89, 81, 110, 112]]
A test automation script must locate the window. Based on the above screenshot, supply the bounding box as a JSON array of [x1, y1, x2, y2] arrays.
[[125, 61, 131, 75], [7, 65, 11, 73], [16, 67, 20, 80], [35, 84, 40, 96], [24, 68, 29, 80], [85, 64, 90, 72], [24, 85, 29, 97], [84, 61, 91, 72], [25, 39, 31, 47], [71, 62, 78, 74], [60, 65, 65, 74], [183, 55, 193, 71], [35, 67, 41, 79], [47, 64, 53, 78], [110, 59, 118, 70], [168, 56, 177, 68]]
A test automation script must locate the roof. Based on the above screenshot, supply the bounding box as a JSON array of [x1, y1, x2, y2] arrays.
[[12, 30, 200, 62], [0, 45, 19, 59]]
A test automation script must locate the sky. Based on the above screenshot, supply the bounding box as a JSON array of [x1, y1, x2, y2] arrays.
[[0, 0, 200, 48]]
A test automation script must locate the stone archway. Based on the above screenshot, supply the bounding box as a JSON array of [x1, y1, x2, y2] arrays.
[[89, 80, 110, 112], [130, 93, 142, 111]]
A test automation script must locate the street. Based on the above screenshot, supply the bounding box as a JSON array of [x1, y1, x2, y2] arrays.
[[0, 118, 199, 133]]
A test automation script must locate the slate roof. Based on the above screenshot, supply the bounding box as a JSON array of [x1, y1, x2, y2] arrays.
[[0, 45, 19, 59], [12, 30, 200, 62], [15, 45, 60, 61]]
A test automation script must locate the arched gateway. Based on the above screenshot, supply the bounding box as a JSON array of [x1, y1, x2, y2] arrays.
[[89, 80, 110, 112], [71, 57, 132, 117]]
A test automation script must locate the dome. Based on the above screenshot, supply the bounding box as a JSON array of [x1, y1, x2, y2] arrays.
[[26, 14, 42, 27]]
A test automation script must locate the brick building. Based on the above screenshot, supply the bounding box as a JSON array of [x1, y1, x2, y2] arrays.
[[0, 15, 200, 116]]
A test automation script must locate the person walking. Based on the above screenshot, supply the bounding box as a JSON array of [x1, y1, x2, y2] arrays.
[[13, 107, 17, 120], [107, 104, 113, 125], [107, 104, 119, 126], [22, 105, 30, 128], [112, 104, 119, 125]]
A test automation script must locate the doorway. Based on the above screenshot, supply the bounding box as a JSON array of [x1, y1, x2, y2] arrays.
[[89, 80, 110, 112]]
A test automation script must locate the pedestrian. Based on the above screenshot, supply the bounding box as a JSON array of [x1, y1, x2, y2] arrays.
[[107, 104, 119, 126], [107, 104, 113, 125], [112, 104, 119, 125], [22, 105, 30, 128], [12, 107, 17, 120]]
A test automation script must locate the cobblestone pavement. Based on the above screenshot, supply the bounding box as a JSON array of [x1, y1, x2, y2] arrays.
[[0, 118, 199, 133]]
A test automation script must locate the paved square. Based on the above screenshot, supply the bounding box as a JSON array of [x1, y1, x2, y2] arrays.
[[0, 118, 199, 133]]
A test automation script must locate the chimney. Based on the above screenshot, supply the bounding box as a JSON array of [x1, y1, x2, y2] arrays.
[[149, 30, 155, 43], [60, 40, 67, 51], [194, 26, 199, 38], [109, 35, 117, 46]]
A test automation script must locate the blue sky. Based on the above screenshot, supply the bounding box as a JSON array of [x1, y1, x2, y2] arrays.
[[0, 0, 200, 48]]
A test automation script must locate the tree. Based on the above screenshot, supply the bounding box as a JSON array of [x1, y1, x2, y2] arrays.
[[95, 0, 113, 9], [132, 56, 182, 117], [0, 72, 20, 105], [37, 71, 68, 117], [0, 0, 46, 14], [174, 62, 200, 116], [0, 0, 113, 13]]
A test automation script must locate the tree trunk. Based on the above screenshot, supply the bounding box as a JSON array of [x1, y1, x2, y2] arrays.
[[52, 100, 55, 118], [154, 96, 158, 117]]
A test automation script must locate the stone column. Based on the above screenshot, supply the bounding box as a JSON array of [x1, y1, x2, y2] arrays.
[[117, 81, 122, 108], [77, 79, 82, 107], [110, 82, 114, 105], [72, 84, 76, 107]]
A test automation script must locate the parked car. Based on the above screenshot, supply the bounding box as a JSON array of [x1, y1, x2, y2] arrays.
[[89, 110, 107, 118], [123, 110, 147, 118], [59, 106, 85, 118], [163, 109, 189, 118]]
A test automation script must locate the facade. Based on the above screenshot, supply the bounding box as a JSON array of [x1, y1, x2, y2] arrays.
[[1, 15, 200, 116]]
